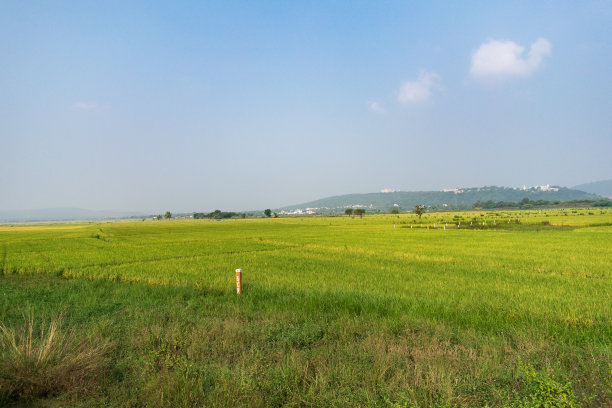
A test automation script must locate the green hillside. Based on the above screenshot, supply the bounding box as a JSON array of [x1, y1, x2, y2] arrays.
[[278, 185, 599, 213], [573, 180, 612, 198]]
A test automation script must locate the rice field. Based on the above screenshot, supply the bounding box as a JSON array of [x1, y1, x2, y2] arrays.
[[0, 208, 611, 407]]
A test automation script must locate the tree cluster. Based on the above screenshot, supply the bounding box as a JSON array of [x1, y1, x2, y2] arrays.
[[593, 199, 612, 207], [354, 209, 366, 218], [193, 210, 238, 219], [473, 197, 612, 209]]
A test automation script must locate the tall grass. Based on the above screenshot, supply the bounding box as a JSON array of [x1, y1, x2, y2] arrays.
[[0, 311, 111, 402]]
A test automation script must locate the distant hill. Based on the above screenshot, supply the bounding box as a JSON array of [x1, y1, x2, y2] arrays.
[[0, 208, 148, 223], [573, 180, 612, 198], [277, 186, 599, 213]]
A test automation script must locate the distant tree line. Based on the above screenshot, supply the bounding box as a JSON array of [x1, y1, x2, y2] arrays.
[[193, 210, 239, 219], [593, 199, 612, 207], [473, 197, 612, 209]]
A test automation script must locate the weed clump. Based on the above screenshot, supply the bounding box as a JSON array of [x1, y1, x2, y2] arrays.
[[0, 311, 112, 403], [507, 365, 584, 408]]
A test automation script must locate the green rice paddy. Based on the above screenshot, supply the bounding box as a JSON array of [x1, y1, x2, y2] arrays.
[[1, 208, 611, 407]]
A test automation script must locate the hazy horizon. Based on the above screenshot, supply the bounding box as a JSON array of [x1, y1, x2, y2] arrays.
[[0, 181, 607, 215], [2, 2, 611, 213]]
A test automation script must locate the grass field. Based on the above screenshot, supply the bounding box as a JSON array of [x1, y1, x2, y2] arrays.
[[1, 208, 611, 407]]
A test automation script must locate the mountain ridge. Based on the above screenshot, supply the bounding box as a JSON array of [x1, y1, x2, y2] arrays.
[[276, 185, 600, 213], [572, 179, 612, 198]]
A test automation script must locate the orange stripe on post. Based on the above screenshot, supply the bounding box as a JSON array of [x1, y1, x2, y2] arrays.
[[235, 269, 242, 295]]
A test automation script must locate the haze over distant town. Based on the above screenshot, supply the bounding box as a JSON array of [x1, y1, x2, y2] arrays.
[[1, 2, 611, 213]]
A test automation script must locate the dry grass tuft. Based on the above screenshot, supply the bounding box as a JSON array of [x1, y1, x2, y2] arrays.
[[0, 311, 112, 402]]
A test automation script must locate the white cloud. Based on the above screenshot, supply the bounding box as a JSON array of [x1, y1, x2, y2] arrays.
[[397, 70, 440, 103], [469, 38, 551, 80], [368, 101, 386, 114]]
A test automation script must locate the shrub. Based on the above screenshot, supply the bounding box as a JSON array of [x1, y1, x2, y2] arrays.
[[506, 365, 583, 408], [0, 311, 112, 402]]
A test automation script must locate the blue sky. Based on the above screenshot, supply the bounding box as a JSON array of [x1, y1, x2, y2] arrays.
[[1, 1, 611, 212]]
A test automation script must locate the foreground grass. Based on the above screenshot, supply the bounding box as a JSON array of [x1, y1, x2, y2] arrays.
[[1, 274, 609, 407], [0, 209, 610, 406], [0, 311, 111, 401]]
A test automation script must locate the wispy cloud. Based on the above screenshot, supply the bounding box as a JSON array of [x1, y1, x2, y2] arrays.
[[70, 101, 109, 112], [469, 38, 551, 81], [397, 70, 440, 103], [368, 101, 386, 114]]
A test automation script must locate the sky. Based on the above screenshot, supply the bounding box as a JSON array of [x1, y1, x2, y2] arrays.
[[1, 1, 611, 213]]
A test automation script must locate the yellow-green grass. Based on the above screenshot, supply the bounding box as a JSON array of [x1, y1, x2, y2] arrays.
[[0, 208, 610, 407]]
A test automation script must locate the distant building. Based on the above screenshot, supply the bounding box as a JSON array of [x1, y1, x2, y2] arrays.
[[537, 184, 559, 192], [442, 188, 464, 194], [518, 184, 560, 192]]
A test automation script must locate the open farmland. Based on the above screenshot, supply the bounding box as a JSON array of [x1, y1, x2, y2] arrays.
[[1, 209, 611, 407]]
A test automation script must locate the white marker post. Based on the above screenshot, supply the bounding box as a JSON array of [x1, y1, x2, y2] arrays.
[[235, 269, 242, 295]]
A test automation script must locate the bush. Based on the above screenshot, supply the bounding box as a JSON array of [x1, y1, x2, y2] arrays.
[[506, 365, 583, 408], [0, 312, 112, 402]]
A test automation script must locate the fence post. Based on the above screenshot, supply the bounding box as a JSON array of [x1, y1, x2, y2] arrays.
[[235, 269, 242, 295]]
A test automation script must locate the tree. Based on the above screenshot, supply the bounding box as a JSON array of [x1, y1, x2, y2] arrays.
[[414, 204, 426, 219], [344, 208, 354, 216], [164, 211, 172, 219], [195, 210, 237, 219], [390, 208, 399, 214], [264, 209, 272, 217], [354, 208, 366, 218], [156, 214, 163, 220]]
